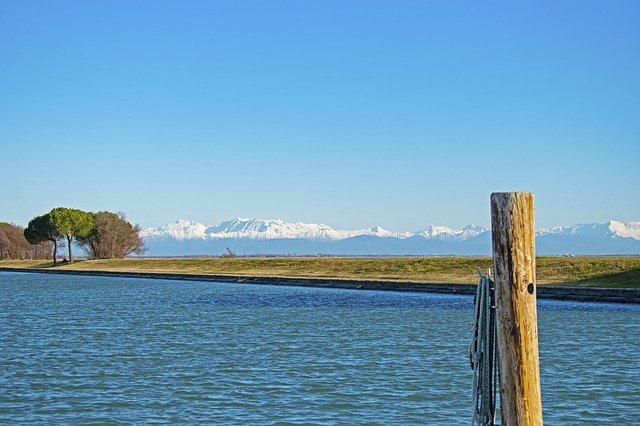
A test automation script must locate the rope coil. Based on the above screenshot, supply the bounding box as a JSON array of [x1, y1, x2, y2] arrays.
[[470, 269, 498, 425]]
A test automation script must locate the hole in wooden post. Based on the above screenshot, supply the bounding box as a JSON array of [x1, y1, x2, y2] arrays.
[[527, 283, 534, 294]]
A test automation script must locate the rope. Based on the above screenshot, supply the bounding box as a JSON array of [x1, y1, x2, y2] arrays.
[[470, 269, 498, 425]]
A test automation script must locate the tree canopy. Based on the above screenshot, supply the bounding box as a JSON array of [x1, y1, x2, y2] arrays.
[[20, 207, 144, 263], [24, 214, 61, 264], [77, 211, 145, 259], [49, 207, 94, 262]]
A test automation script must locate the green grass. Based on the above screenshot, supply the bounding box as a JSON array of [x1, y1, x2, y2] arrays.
[[2, 256, 639, 288]]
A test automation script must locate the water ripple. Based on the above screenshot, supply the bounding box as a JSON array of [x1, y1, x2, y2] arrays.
[[1, 272, 638, 424]]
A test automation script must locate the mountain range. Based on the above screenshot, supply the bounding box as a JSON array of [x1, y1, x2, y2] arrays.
[[140, 218, 640, 256]]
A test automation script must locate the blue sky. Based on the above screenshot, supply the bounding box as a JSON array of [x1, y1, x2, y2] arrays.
[[1, 1, 638, 231]]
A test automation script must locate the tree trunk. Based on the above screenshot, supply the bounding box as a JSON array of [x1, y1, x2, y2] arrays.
[[67, 235, 73, 262], [52, 239, 58, 265]]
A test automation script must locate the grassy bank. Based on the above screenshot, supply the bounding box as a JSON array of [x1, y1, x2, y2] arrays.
[[1, 256, 639, 288]]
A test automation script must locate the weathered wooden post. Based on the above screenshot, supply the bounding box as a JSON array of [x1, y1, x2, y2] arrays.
[[490, 192, 543, 425]]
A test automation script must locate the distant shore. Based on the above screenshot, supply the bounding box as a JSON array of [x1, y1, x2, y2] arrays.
[[1, 257, 639, 304]]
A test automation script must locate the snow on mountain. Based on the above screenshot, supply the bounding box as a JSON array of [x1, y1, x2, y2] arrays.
[[460, 224, 489, 239], [202, 218, 355, 241], [141, 220, 208, 240], [536, 220, 640, 240], [357, 226, 414, 239], [607, 220, 640, 240], [417, 224, 488, 240], [143, 218, 640, 243], [140, 218, 640, 256], [143, 218, 476, 241]]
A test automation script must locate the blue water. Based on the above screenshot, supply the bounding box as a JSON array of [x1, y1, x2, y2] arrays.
[[1, 272, 639, 424]]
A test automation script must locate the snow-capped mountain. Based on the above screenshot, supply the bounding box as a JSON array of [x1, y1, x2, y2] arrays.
[[417, 224, 487, 240], [360, 226, 415, 239], [203, 218, 355, 241], [141, 219, 208, 240], [142, 218, 418, 241], [538, 220, 640, 240], [140, 218, 640, 256]]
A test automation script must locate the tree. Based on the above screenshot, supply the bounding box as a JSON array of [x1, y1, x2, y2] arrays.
[[0, 222, 20, 259], [221, 247, 237, 258], [1, 222, 52, 259], [49, 207, 94, 262], [0, 222, 12, 258], [24, 214, 61, 264], [76, 211, 145, 259]]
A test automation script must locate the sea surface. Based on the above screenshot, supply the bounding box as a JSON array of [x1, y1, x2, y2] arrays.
[[1, 272, 638, 424]]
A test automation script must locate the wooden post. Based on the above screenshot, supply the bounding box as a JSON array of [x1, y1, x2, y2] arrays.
[[490, 192, 543, 425]]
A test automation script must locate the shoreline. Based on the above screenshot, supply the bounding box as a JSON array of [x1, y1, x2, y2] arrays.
[[2, 266, 639, 304]]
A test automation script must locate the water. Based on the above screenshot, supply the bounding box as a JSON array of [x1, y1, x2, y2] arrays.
[[1, 272, 638, 424]]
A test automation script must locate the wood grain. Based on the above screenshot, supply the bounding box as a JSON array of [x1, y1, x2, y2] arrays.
[[491, 192, 543, 425]]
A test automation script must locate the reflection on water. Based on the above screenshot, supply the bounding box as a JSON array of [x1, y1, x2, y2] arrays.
[[1, 272, 638, 424]]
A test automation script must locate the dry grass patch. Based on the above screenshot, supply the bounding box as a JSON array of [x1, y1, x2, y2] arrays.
[[1, 256, 639, 287]]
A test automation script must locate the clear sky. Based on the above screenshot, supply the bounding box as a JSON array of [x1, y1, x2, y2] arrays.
[[1, 1, 638, 231]]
